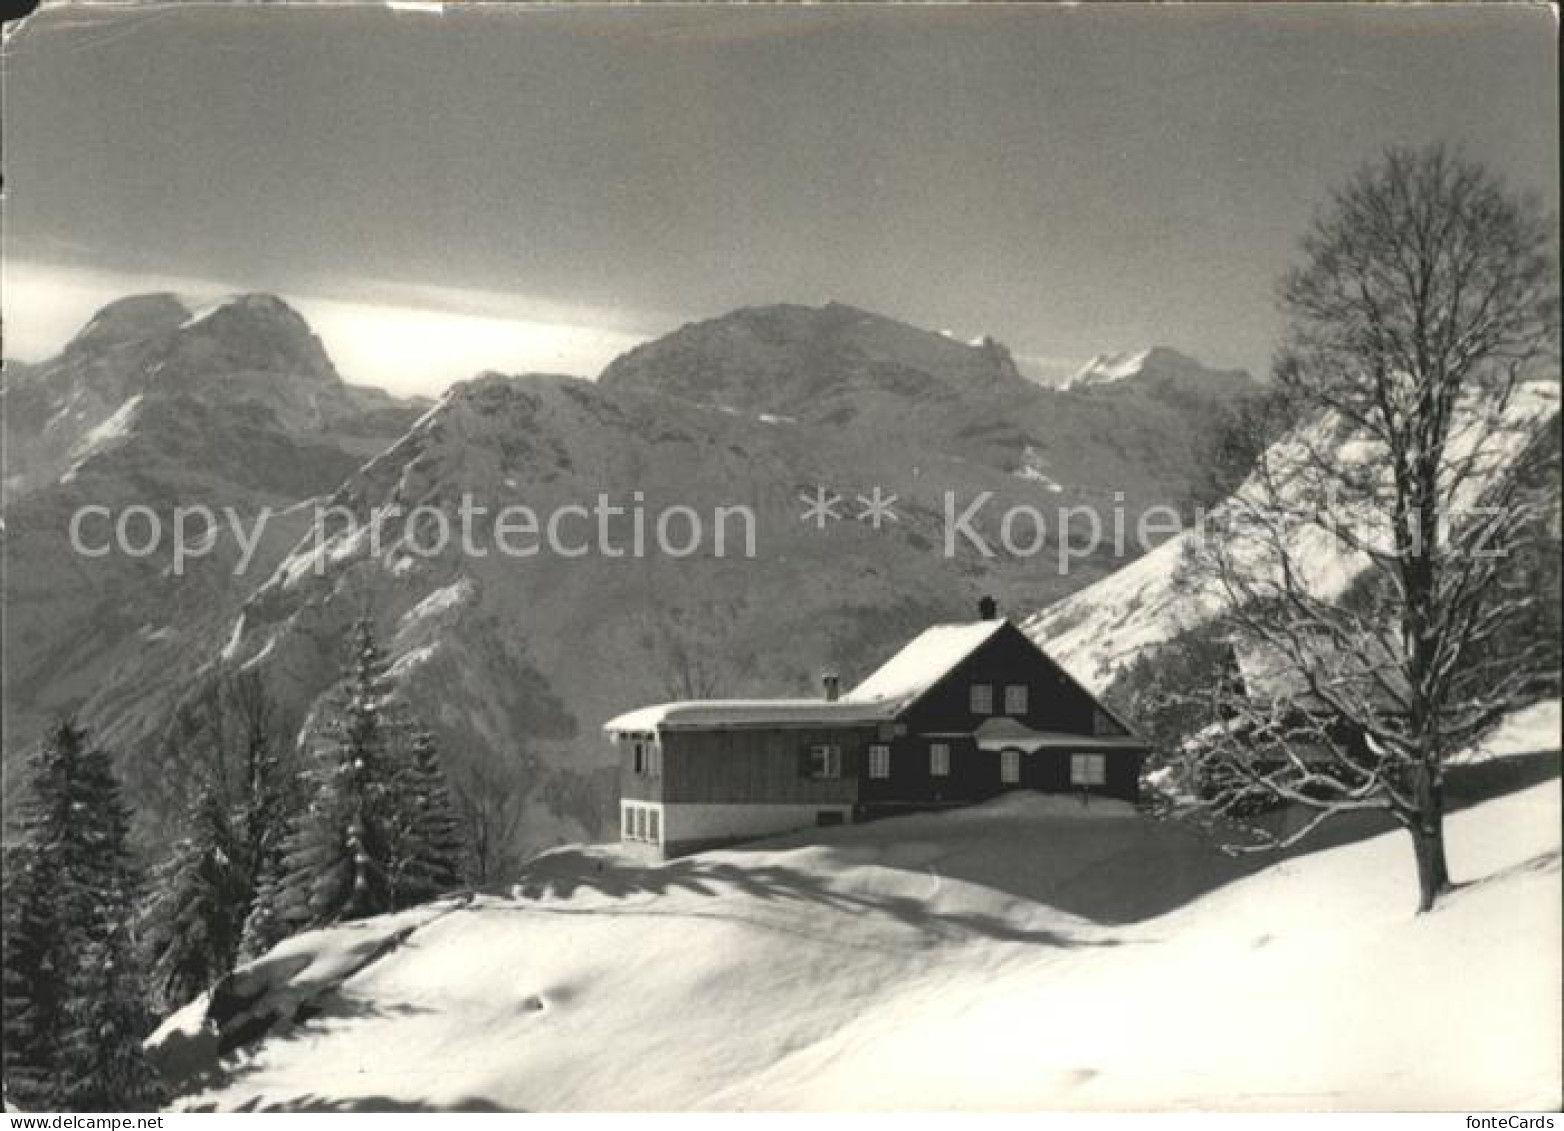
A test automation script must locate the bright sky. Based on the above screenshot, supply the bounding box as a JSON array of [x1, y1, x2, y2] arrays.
[[3, 3, 1556, 394]]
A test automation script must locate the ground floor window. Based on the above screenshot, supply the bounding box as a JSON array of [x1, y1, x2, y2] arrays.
[[868, 743, 891, 779], [1000, 748, 1021, 784], [930, 742, 951, 777], [808, 743, 842, 779], [623, 803, 662, 844], [1071, 753, 1107, 786]]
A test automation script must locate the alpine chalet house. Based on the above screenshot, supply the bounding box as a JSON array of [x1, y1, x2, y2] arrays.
[[605, 598, 1147, 856]]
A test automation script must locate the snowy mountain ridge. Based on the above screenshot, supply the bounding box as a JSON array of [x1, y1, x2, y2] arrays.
[[1023, 378, 1562, 694], [1070, 348, 1156, 387], [1067, 345, 1252, 390]]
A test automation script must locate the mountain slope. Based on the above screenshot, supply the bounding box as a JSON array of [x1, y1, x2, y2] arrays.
[[1022, 380, 1562, 694], [1, 294, 423, 776], [148, 713, 1560, 1112]]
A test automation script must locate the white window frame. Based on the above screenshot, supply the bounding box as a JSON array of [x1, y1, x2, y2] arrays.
[[808, 743, 842, 780], [930, 742, 951, 777], [970, 683, 993, 715], [624, 803, 664, 844], [1000, 748, 1021, 784], [868, 743, 891, 780], [1071, 753, 1107, 786], [1004, 684, 1028, 715]]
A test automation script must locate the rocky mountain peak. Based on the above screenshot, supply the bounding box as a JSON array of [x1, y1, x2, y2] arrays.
[[62, 293, 192, 356], [174, 293, 339, 384], [599, 301, 1028, 413]]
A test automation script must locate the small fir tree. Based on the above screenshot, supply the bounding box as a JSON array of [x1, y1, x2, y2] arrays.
[[389, 729, 466, 906], [141, 785, 247, 1010], [274, 619, 407, 929], [61, 925, 165, 1112]]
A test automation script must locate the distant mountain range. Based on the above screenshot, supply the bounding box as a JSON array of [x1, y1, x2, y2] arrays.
[[2, 294, 1262, 860]]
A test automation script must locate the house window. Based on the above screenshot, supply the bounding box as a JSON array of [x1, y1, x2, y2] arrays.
[[868, 743, 891, 779], [930, 742, 951, 777], [1000, 748, 1021, 784], [623, 806, 635, 839], [1071, 753, 1107, 786], [808, 744, 842, 779], [647, 807, 660, 843], [970, 683, 993, 715], [1004, 684, 1029, 715], [633, 805, 647, 840]]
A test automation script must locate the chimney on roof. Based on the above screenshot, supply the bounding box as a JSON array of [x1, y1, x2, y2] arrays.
[[822, 670, 841, 702], [978, 595, 998, 621]]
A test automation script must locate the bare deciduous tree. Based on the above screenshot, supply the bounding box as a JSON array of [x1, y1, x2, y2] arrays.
[[635, 602, 737, 701], [1182, 145, 1559, 912], [454, 756, 529, 887]]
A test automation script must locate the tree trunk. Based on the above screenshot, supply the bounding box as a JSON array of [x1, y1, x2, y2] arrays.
[[1409, 766, 1452, 912], [1410, 823, 1447, 913], [1428, 773, 1451, 892]]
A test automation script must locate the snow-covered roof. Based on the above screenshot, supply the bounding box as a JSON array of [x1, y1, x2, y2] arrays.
[[840, 619, 1008, 711], [970, 717, 1145, 753], [604, 699, 892, 735], [602, 618, 1006, 736]]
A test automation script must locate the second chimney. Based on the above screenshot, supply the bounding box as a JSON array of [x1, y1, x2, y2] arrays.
[[978, 595, 998, 621], [822, 670, 841, 702]]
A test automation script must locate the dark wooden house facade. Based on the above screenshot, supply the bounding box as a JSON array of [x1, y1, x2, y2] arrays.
[[606, 601, 1147, 856]]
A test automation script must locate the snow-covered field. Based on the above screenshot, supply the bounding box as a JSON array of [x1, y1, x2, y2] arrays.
[[152, 727, 1560, 1112]]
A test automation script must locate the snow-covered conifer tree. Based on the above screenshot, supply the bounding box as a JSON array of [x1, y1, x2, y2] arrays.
[[0, 720, 159, 1110], [142, 786, 247, 1010], [388, 728, 466, 906], [274, 619, 407, 929]]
